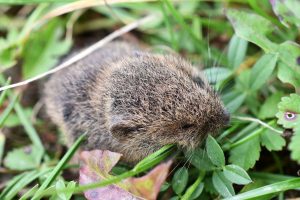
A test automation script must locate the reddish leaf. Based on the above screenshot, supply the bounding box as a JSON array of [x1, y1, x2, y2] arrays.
[[129, 160, 172, 200], [79, 150, 172, 200]]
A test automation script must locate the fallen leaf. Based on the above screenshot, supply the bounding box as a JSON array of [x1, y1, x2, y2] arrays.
[[79, 150, 172, 200]]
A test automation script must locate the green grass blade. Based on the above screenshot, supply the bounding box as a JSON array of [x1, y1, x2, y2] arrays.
[[160, 2, 178, 51], [0, 77, 11, 105], [0, 75, 45, 153], [0, 172, 27, 199], [182, 170, 205, 200], [163, 0, 206, 54], [0, 94, 18, 127], [133, 144, 175, 171], [224, 178, 300, 200], [250, 172, 296, 184], [4, 168, 52, 200], [32, 133, 86, 200], [14, 103, 44, 151], [19, 184, 38, 200]]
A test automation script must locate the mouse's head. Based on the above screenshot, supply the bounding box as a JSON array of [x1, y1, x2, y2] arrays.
[[100, 53, 229, 162]]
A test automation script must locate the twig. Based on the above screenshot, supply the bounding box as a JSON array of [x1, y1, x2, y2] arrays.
[[0, 14, 155, 92], [232, 116, 282, 134]]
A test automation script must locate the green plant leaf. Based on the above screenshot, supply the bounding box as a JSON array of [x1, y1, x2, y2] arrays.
[[223, 164, 252, 185], [226, 9, 277, 52], [229, 134, 261, 170], [204, 67, 232, 84], [250, 53, 278, 91], [270, 0, 300, 28], [189, 183, 204, 200], [185, 147, 215, 171], [223, 178, 300, 200], [288, 128, 300, 162], [236, 69, 251, 91], [56, 180, 76, 200], [260, 129, 285, 151], [184, 182, 204, 200], [212, 171, 235, 198], [172, 167, 189, 195], [277, 62, 300, 89], [206, 135, 225, 167], [181, 171, 205, 200], [223, 91, 246, 113], [227, 34, 248, 69], [276, 94, 300, 129], [0, 93, 19, 127], [22, 19, 72, 79], [4, 145, 43, 170], [0, 47, 17, 69], [277, 41, 300, 70], [204, 177, 218, 195], [0, 29, 19, 69], [276, 42, 300, 90], [258, 91, 284, 119]]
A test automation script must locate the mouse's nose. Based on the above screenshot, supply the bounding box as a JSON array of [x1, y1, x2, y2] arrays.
[[223, 110, 231, 126]]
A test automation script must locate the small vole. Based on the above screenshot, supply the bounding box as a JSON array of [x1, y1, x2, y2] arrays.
[[44, 41, 229, 163]]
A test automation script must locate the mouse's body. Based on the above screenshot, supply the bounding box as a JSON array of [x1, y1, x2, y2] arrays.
[[44, 42, 229, 163]]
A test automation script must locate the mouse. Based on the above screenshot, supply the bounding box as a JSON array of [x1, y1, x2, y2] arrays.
[[43, 41, 230, 163]]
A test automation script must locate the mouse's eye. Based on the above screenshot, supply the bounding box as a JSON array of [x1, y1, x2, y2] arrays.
[[181, 124, 195, 130]]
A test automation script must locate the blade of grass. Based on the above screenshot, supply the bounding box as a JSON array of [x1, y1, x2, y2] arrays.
[[32, 133, 86, 200], [224, 178, 300, 200], [4, 168, 52, 200], [0, 75, 45, 154], [160, 2, 178, 51], [20, 184, 39, 200], [0, 172, 28, 199], [163, 0, 206, 54], [38, 0, 156, 22], [0, 94, 19, 127], [182, 170, 205, 200], [18, 4, 49, 41], [0, 0, 69, 4], [14, 103, 44, 151], [227, 120, 277, 149], [0, 77, 11, 105], [250, 172, 296, 184], [133, 144, 175, 171]]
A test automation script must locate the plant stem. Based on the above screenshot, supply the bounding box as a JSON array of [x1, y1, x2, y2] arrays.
[[181, 170, 205, 200]]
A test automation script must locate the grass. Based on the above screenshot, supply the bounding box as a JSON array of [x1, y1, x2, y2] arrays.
[[0, 0, 300, 199]]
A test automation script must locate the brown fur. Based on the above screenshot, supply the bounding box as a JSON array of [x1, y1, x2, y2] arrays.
[[44, 41, 229, 163]]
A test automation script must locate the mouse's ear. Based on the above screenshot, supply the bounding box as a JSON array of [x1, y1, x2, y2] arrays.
[[109, 115, 137, 141]]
